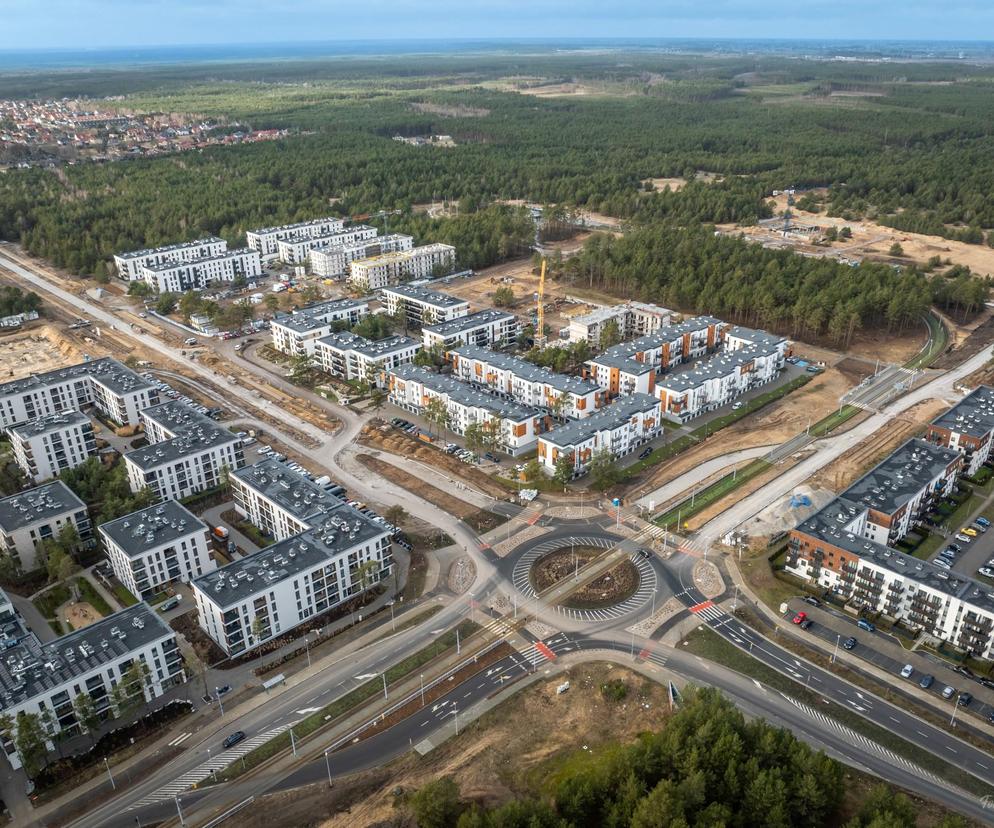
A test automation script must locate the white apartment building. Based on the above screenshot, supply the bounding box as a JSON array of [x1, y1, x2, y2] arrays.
[[567, 302, 674, 345], [311, 234, 414, 280], [0, 358, 160, 429], [0, 596, 184, 768], [348, 243, 456, 291], [653, 345, 784, 423], [314, 332, 420, 386], [124, 402, 245, 502], [8, 410, 97, 484], [269, 299, 370, 357], [113, 237, 226, 281], [582, 350, 656, 397], [925, 385, 994, 477], [100, 501, 214, 600], [538, 393, 662, 477], [449, 344, 604, 420], [192, 501, 392, 656], [421, 309, 518, 352], [723, 325, 791, 363], [0, 482, 91, 573], [380, 284, 469, 328], [246, 216, 346, 260], [274, 225, 377, 266], [389, 365, 542, 456], [138, 248, 261, 293]]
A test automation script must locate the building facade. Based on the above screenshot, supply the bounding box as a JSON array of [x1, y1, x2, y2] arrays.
[[567, 302, 674, 345], [314, 332, 420, 386], [138, 248, 261, 293], [380, 284, 469, 328], [347, 243, 456, 291], [269, 299, 370, 357], [421, 309, 518, 353], [113, 237, 226, 281], [100, 501, 214, 600], [9, 410, 97, 484], [310, 234, 414, 280], [274, 225, 377, 265], [246, 217, 346, 260], [924, 385, 994, 477], [0, 482, 91, 573]]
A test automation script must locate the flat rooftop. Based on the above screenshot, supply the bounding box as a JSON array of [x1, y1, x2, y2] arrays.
[[126, 402, 240, 471], [249, 216, 344, 236], [277, 225, 374, 247], [318, 332, 418, 359], [271, 299, 369, 334], [423, 309, 516, 338], [655, 345, 781, 392], [99, 500, 207, 558], [0, 357, 156, 400], [9, 410, 91, 439], [572, 301, 673, 327], [541, 393, 659, 448], [841, 437, 960, 517], [929, 385, 994, 440], [451, 344, 601, 396], [352, 243, 454, 269], [0, 602, 173, 710], [381, 283, 468, 309], [115, 237, 224, 261], [312, 233, 412, 256], [725, 325, 788, 349], [0, 481, 87, 533], [141, 248, 256, 272], [392, 365, 538, 423], [232, 458, 343, 524], [192, 502, 388, 609]]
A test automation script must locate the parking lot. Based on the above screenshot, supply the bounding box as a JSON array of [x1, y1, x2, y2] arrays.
[[784, 597, 994, 726]]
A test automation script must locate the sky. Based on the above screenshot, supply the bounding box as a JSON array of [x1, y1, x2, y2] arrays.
[[0, 0, 991, 52]]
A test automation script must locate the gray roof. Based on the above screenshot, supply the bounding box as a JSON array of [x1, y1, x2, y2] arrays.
[[725, 325, 787, 349], [141, 248, 255, 272], [10, 410, 91, 439], [541, 393, 659, 448], [192, 503, 388, 609], [0, 357, 155, 400], [0, 601, 173, 711], [450, 344, 601, 397], [423, 309, 516, 338], [272, 299, 369, 334], [381, 284, 468, 310], [655, 345, 781, 392], [277, 225, 373, 246], [115, 237, 224, 261], [795, 498, 994, 614], [392, 365, 539, 422], [929, 386, 994, 440], [0, 481, 87, 533], [231, 458, 343, 524], [587, 316, 724, 373], [841, 438, 959, 517], [125, 402, 239, 471], [249, 217, 343, 236], [586, 347, 653, 374], [317, 332, 419, 359], [99, 500, 208, 558]]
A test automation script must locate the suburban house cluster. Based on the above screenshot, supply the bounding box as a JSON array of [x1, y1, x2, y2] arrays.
[[787, 388, 994, 657]]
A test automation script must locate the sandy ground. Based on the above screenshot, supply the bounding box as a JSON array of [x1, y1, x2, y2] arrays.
[[62, 601, 101, 630], [0, 325, 84, 382]]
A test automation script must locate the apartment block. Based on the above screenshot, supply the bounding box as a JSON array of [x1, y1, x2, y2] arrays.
[[449, 344, 604, 420], [582, 349, 656, 397], [0, 481, 91, 573], [124, 402, 245, 502], [310, 234, 414, 280], [269, 299, 370, 357], [0, 595, 183, 768], [138, 248, 261, 293], [723, 325, 791, 363], [567, 302, 674, 345], [537, 393, 661, 476], [113, 237, 226, 281], [347, 243, 456, 291], [192, 501, 392, 656], [421, 309, 518, 352], [925, 386, 994, 476], [274, 224, 378, 265], [380, 284, 469, 328], [314, 332, 420, 386], [100, 501, 214, 600], [388, 365, 543, 456], [0, 357, 159, 429], [246, 217, 346, 260], [9, 410, 97, 484]]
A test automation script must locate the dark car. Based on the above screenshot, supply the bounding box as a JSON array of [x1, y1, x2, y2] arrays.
[[919, 674, 935, 689], [958, 692, 973, 707], [842, 637, 857, 650], [222, 731, 246, 749], [979, 677, 994, 690], [216, 684, 231, 697], [953, 665, 974, 679], [799, 619, 814, 630], [803, 596, 821, 607], [638, 548, 652, 560], [638, 446, 654, 460]]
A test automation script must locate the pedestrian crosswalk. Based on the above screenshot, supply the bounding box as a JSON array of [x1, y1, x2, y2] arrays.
[[688, 600, 726, 624], [167, 731, 193, 747], [517, 643, 554, 667], [127, 722, 296, 810]]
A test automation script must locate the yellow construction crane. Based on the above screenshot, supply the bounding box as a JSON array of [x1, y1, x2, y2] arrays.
[[535, 258, 547, 347]]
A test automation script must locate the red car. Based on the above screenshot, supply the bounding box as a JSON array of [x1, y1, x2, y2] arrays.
[[792, 611, 807, 625]]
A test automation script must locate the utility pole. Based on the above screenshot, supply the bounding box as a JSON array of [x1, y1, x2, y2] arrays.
[[104, 757, 115, 790], [382, 673, 388, 700], [832, 634, 840, 663], [324, 749, 333, 788], [175, 796, 186, 827], [420, 673, 426, 707]]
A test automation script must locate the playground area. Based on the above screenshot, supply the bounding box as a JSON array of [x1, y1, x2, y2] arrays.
[[61, 601, 102, 631]]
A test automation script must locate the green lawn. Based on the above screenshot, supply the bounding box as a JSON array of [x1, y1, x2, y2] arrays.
[[75, 577, 113, 616], [33, 583, 71, 619], [655, 459, 771, 529], [905, 312, 949, 370], [808, 405, 860, 438], [112, 583, 139, 607]]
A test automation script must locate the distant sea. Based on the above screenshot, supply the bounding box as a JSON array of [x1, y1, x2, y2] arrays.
[[1, 38, 993, 70]]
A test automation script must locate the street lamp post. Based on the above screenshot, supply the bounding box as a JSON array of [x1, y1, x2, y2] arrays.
[[389, 600, 396, 632], [104, 757, 115, 790], [832, 634, 840, 664], [420, 673, 426, 707], [324, 749, 333, 788], [215, 687, 225, 717], [305, 635, 312, 669], [382, 672, 388, 700], [175, 795, 186, 827]]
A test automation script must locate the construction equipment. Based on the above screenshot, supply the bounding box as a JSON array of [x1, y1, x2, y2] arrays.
[[535, 258, 547, 347]]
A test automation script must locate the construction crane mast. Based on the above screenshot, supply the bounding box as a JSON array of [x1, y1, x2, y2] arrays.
[[535, 258, 547, 347]]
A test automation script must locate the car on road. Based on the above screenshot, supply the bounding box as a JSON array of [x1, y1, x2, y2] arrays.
[[979, 567, 994, 578], [919, 674, 934, 689], [900, 664, 914, 679], [856, 619, 875, 632], [803, 596, 821, 607], [638, 446, 654, 459], [843, 636, 857, 650], [638, 548, 652, 560], [216, 685, 231, 697], [222, 731, 246, 749], [941, 685, 956, 700], [958, 691, 973, 706], [792, 611, 807, 625], [981, 676, 994, 690], [954, 533, 972, 543], [799, 618, 813, 630]]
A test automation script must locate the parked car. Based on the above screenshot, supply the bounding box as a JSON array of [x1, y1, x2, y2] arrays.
[[731, 401, 743, 411], [900, 664, 914, 679], [934, 559, 952, 570], [954, 533, 972, 543], [799, 618, 814, 630], [803, 596, 821, 607], [216, 684, 232, 697], [843, 637, 857, 650], [792, 611, 807, 625], [980, 676, 994, 690], [976, 517, 991, 528], [159, 596, 181, 612], [638, 446, 653, 460], [958, 691, 973, 707], [941, 685, 956, 700], [222, 731, 246, 749], [953, 664, 975, 679], [979, 567, 994, 578], [962, 527, 978, 537], [856, 619, 875, 632], [919, 674, 935, 689], [972, 522, 988, 533]]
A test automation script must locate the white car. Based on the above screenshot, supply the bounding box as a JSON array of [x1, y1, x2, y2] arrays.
[[978, 567, 994, 578], [731, 401, 743, 411], [933, 558, 951, 570], [900, 664, 914, 679]]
